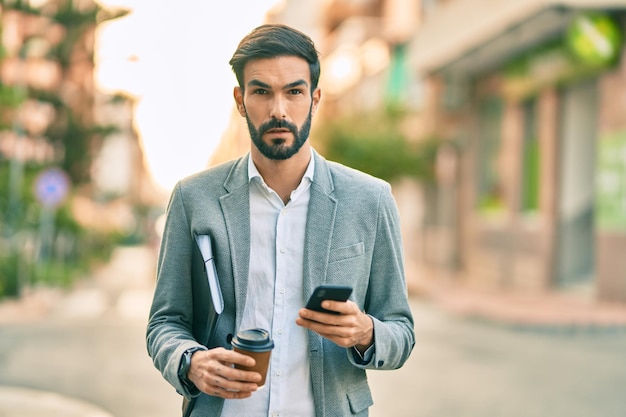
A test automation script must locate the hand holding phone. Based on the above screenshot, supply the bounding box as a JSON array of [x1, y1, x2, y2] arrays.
[[305, 285, 353, 315]]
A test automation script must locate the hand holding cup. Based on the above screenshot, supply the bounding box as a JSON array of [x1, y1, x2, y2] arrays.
[[231, 328, 275, 387], [187, 347, 262, 399]]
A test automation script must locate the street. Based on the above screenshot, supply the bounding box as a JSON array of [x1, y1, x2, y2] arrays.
[[368, 303, 626, 416], [1, 246, 625, 417]]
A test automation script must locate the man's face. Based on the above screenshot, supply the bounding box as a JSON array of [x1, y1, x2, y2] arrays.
[[234, 56, 321, 160]]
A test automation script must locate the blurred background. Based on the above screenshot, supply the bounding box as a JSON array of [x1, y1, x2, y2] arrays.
[[1, 0, 626, 416]]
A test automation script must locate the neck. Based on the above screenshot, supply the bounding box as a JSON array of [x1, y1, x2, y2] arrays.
[[251, 144, 311, 204]]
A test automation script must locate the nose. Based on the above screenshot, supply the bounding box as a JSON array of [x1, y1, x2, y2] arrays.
[[269, 96, 286, 119]]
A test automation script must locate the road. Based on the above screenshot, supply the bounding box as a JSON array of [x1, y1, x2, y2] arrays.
[[369, 303, 626, 417], [1, 246, 625, 417]]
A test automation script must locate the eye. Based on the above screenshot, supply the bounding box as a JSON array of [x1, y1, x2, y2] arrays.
[[288, 89, 304, 95], [252, 88, 268, 95]]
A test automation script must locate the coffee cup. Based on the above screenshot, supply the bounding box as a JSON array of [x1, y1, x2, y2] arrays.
[[231, 328, 274, 386]]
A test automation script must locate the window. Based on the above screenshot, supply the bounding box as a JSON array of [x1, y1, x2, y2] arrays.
[[476, 97, 504, 213], [521, 98, 540, 212]]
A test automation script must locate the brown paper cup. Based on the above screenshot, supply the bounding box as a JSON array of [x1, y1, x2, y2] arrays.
[[231, 328, 274, 387], [233, 348, 272, 386]]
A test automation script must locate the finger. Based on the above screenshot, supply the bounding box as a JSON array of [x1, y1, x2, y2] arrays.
[[203, 357, 261, 384], [299, 308, 341, 325], [222, 365, 263, 384], [323, 299, 363, 315], [210, 371, 260, 393], [218, 387, 254, 399], [199, 367, 260, 399], [210, 383, 255, 399], [298, 315, 348, 338], [320, 300, 350, 314], [211, 348, 256, 368], [297, 311, 367, 348], [189, 352, 255, 389]]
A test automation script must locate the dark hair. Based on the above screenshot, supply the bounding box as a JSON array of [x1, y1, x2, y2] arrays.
[[229, 24, 321, 93]]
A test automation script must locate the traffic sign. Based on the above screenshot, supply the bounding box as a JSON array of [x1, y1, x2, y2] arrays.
[[34, 167, 70, 208]]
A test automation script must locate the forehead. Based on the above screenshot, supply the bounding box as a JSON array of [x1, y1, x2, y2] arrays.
[[243, 56, 311, 88]]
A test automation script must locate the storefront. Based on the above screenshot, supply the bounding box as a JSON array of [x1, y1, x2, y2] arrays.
[[410, 0, 626, 302]]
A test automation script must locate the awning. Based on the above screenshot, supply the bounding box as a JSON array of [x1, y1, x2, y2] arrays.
[[408, 0, 626, 77]]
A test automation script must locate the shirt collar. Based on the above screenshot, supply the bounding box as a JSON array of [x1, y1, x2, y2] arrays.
[[247, 148, 315, 184]]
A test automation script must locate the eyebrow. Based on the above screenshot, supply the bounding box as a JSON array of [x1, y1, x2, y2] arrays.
[[247, 79, 309, 90]]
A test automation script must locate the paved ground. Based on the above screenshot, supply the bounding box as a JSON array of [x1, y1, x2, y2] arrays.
[[0, 246, 179, 417], [1, 245, 626, 416], [368, 303, 626, 417], [0, 386, 113, 417], [406, 265, 626, 330]]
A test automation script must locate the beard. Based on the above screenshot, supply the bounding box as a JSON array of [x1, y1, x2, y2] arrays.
[[246, 108, 312, 160]]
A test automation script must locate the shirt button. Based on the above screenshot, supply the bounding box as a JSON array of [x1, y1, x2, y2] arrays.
[[280, 288, 286, 294], [280, 247, 286, 254], [275, 370, 282, 376]]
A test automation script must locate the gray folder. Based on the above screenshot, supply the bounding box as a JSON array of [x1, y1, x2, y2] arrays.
[[191, 234, 223, 346]]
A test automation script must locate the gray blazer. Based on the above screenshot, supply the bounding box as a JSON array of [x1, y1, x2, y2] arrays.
[[147, 150, 415, 417]]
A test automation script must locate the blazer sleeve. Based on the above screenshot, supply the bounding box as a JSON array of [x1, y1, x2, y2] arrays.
[[146, 181, 206, 398], [348, 184, 415, 370]]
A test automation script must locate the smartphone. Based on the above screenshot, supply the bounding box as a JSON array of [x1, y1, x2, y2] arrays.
[[305, 285, 353, 315]]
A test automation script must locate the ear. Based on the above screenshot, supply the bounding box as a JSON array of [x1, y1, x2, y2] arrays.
[[311, 87, 321, 116], [233, 86, 246, 117]]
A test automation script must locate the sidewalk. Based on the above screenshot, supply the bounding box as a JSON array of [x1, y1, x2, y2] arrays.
[[5, 247, 626, 330], [0, 386, 114, 417], [0, 245, 156, 325], [408, 267, 626, 331], [0, 245, 159, 417]]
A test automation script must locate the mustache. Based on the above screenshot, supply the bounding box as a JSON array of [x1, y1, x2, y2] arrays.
[[259, 118, 298, 135]]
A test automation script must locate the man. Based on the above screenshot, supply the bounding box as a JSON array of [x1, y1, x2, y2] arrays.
[[147, 24, 415, 417]]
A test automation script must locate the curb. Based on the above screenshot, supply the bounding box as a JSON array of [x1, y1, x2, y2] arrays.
[[0, 386, 114, 417], [435, 295, 626, 332], [410, 278, 626, 333]]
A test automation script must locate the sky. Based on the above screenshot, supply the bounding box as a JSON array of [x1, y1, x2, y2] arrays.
[[95, 1, 281, 191]]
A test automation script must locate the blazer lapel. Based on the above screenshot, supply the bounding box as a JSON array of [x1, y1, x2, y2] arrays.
[[220, 155, 251, 330], [304, 150, 338, 412], [303, 150, 337, 301]]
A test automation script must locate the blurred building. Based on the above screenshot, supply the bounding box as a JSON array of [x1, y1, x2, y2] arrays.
[[1, 2, 71, 165], [409, 0, 626, 303], [210, 0, 423, 162], [0, 0, 159, 234], [209, 0, 626, 304]]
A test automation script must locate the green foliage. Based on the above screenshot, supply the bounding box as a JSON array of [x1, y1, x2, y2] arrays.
[[316, 110, 443, 184], [0, 84, 27, 109], [596, 131, 626, 231], [0, 2, 135, 299], [1, 2, 125, 186], [49, 4, 97, 69], [44, 107, 119, 185], [0, 252, 20, 298], [0, 0, 40, 14], [521, 137, 540, 212], [0, 162, 121, 299]]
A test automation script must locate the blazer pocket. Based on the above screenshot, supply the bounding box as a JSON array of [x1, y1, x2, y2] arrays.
[[329, 242, 365, 263], [347, 380, 374, 415]]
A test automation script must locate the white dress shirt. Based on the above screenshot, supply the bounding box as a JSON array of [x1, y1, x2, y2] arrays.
[[220, 152, 316, 417]]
